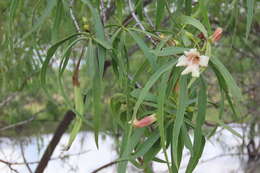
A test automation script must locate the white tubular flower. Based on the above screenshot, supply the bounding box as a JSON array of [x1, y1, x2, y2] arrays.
[[176, 48, 209, 77]]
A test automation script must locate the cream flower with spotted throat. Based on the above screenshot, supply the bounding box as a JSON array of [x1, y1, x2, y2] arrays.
[[176, 48, 209, 77]]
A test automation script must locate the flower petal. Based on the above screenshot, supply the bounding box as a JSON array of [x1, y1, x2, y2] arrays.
[[181, 65, 193, 75], [176, 55, 188, 66], [191, 65, 200, 77], [133, 114, 157, 128], [189, 48, 198, 54], [199, 55, 209, 67], [181, 64, 200, 77]]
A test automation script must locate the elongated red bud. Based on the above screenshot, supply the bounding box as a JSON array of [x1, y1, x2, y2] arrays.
[[132, 114, 157, 128], [211, 28, 223, 42]]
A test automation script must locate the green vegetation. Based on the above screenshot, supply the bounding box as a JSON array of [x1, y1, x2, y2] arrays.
[[0, 0, 259, 172]]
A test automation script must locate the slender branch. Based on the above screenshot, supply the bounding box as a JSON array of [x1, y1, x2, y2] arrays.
[[0, 150, 89, 166], [100, 0, 107, 23], [105, 0, 116, 21], [0, 92, 18, 109], [19, 141, 33, 173], [69, 0, 81, 32], [122, 0, 153, 26], [90, 160, 118, 173], [143, 8, 154, 29], [179, 153, 246, 170], [0, 159, 19, 173], [0, 108, 45, 132], [199, 153, 246, 165], [128, 0, 156, 45]]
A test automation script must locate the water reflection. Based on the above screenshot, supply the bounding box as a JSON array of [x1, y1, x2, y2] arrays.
[[0, 125, 249, 173]]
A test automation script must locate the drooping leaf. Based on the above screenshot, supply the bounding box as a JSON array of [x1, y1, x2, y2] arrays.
[[172, 75, 188, 169], [156, 0, 166, 29], [210, 57, 242, 101], [41, 33, 83, 86], [22, 0, 58, 40], [186, 77, 207, 173], [128, 30, 157, 70], [151, 47, 189, 57], [181, 15, 208, 37], [246, 0, 255, 39]]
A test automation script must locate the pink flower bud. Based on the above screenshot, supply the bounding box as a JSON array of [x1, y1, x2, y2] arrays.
[[132, 114, 157, 128], [211, 27, 223, 42]]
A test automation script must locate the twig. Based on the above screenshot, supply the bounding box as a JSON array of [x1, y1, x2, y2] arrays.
[[69, 0, 81, 33], [0, 159, 19, 173], [128, 0, 156, 45], [0, 92, 18, 109], [19, 141, 33, 173], [0, 108, 45, 132], [100, 0, 107, 23], [90, 160, 118, 173], [0, 150, 89, 166], [127, 74, 142, 88], [199, 153, 246, 164], [143, 8, 154, 29], [122, 0, 153, 26], [180, 153, 246, 170], [104, 0, 116, 21]]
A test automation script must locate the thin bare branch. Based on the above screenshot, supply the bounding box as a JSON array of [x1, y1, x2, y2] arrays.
[[100, 0, 107, 23], [69, 0, 81, 33], [128, 0, 156, 45], [0, 108, 45, 132], [19, 141, 33, 173], [0, 150, 89, 166], [90, 160, 118, 173], [0, 92, 18, 109], [144, 8, 155, 29], [0, 159, 19, 173]]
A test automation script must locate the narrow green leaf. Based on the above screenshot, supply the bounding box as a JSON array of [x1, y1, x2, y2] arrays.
[[211, 63, 239, 119], [172, 75, 188, 169], [93, 37, 112, 49], [185, 0, 192, 15], [186, 77, 207, 173], [199, 0, 211, 33], [66, 85, 84, 149], [136, 0, 143, 20], [81, 0, 106, 146], [41, 33, 83, 86], [22, 0, 58, 40], [132, 132, 160, 159], [66, 116, 82, 150], [246, 0, 255, 39], [218, 121, 242, 138], [110, 28, 122, 44], [8, 0, 18, 49], [132, 59, 177, 122], [128, 30, 157, 70], [82, 0, 105, 41], [59, 37, 88, 75], [182, 124, 193, 155], [86, 40, 95, 78], [210, 57, 242, 100], [117, 128, 145, 173], [151, 47, 189, 56], [52, 0, 63, 43], [181, 15, 208, 37], [144, 144, 161, 163], [157, 72, 172, 172], [156, 0, 166, 29], [92, 46, 103, 148]]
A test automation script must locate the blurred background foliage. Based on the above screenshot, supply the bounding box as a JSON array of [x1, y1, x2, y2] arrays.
[[0, 0, 259, 172]]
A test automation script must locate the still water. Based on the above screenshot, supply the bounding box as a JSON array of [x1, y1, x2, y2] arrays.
[[0, 125, 248, 173]]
